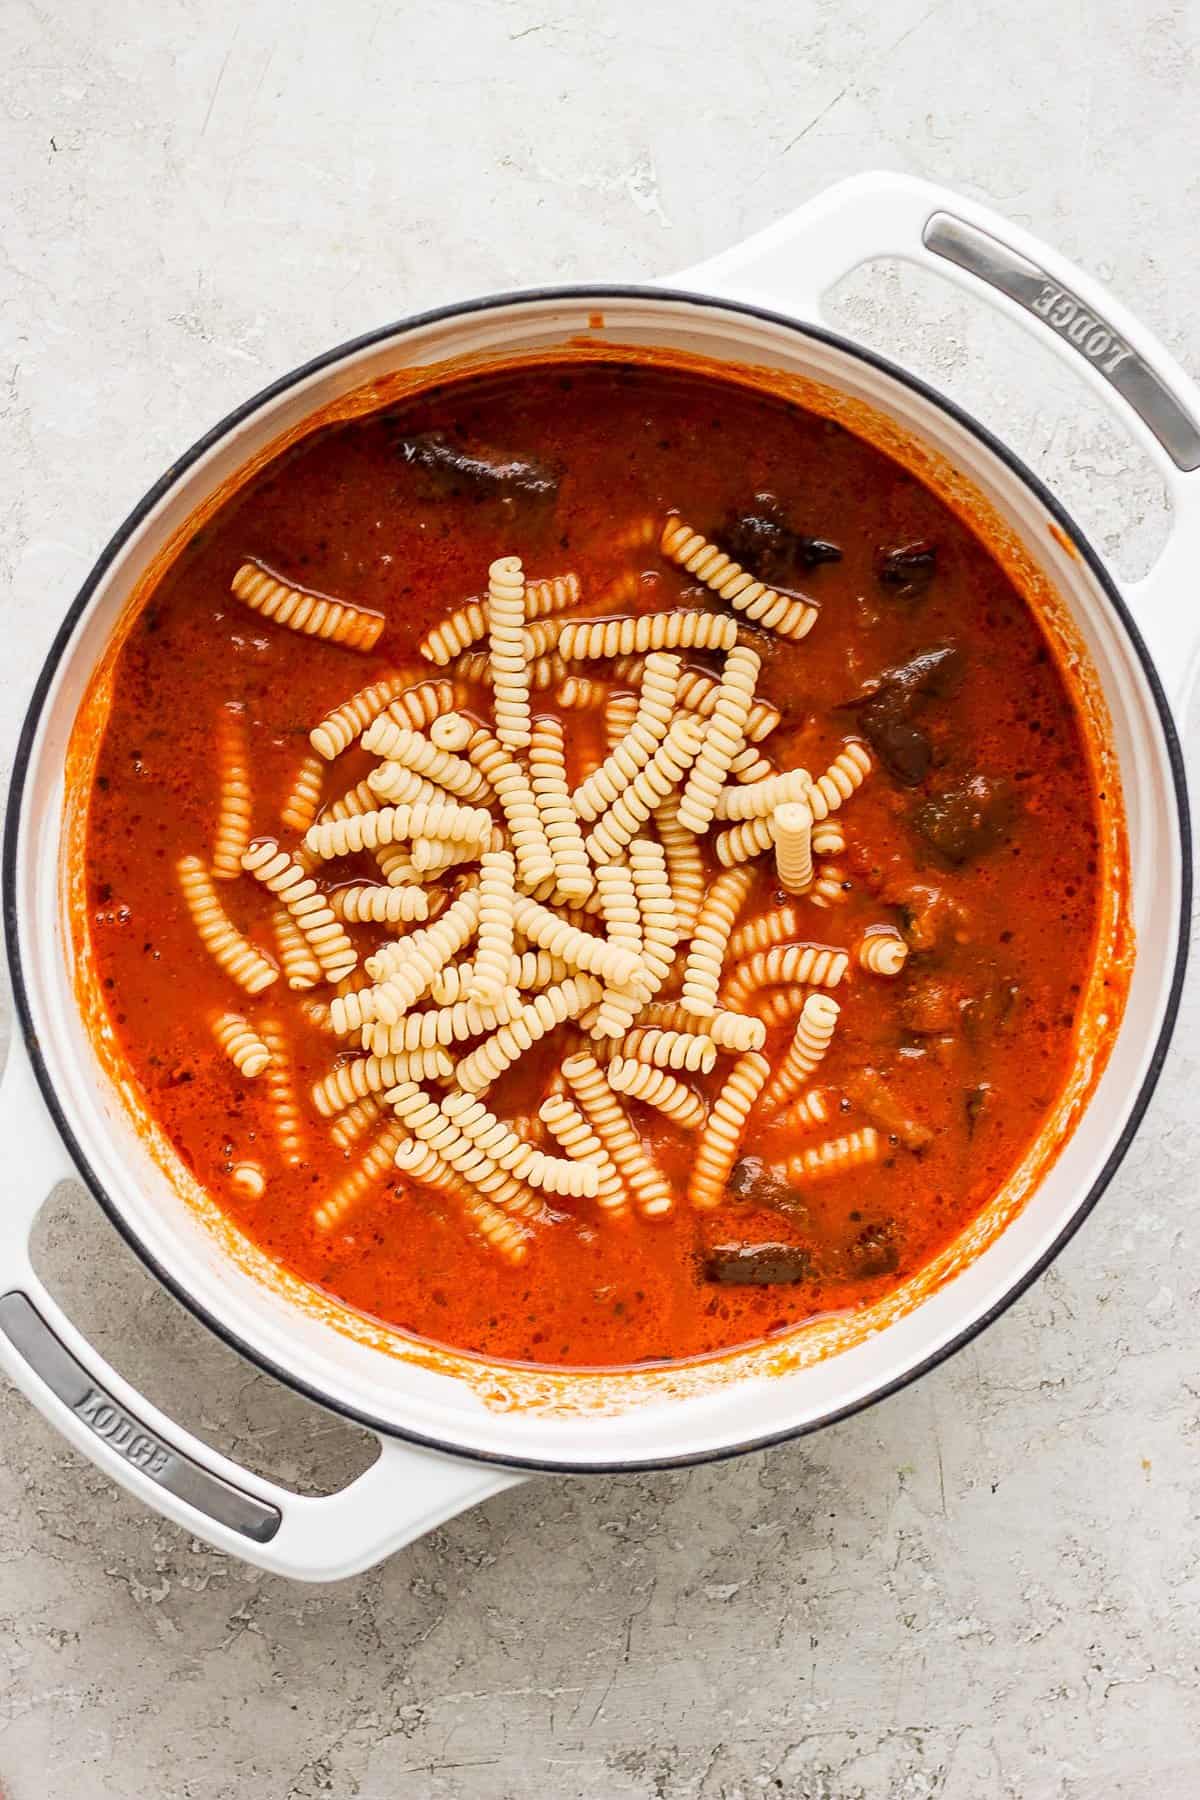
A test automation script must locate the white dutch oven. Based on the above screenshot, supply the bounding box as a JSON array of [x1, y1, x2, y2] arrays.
[[1, 174, 1194, 1581]]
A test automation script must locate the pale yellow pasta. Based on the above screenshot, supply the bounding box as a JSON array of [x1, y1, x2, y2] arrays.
[[309, 673, 411, 760], [314, 1123, 406, 1233], [465, 727, 555, 888], [361, 717, 493, 803], [259, 1018, 305, 1166], [357, 889, 484, 1025], [762, 993, 840, 1111], [280, 751, 325, 834], [366, 761, 452, 808], [773, 799, 814, 893], [557, 610, 739, 660], [750, 984, 812, 1028], [728, 742, 776, 785], [677, 645, 761, 834], [674, 668, 782, 744], [212, 706, 252, 881], [177, 855, 278, 994], [272, 908, 322, 990], [858, 929, 909, 976], [241, 839, 358, 983], [429, 711, 474, 753], [811, 820, 846, 857], [386, 1082, 543, 1222], [773, 1088, 831, 1133], [409, 833, 488, 875], [311, 1048, 454, 1116], [573, 651, 681, 821], [304, 798, 493, 860], [660, 519, 818, 641], [604, 692, 640, 746], [591, 861, 647, 1039], [442, 1092, 601, 1199], [386, 679, 462, 734], [231, 1162, 266, 1199], [358, 988, 525, 1054], [721, 943, 849, 1009], [321, 775, 380, 824], [329, 1092, 387, 1149], [393, 1137, 531, 1264], [714, 814, 775, 868], [556, 676, 606, 709], [537, 1094, 629, 1217], [529, 716, 592, 901], [331, 884, 430, 925], [231, 560, 384, 652], [471, 848, 516, 1005], [486, 553, 532, 750], [786, 1128, 882, 1184], [212, 1011, 271, 1078], [417, 574, 580, 666], [454, 975, 602, 1094], [623, 1027, 716, 1073], [586, 713, 705, 863], [607, 1058, 706, 1130], [435, 951, 570, 1004], [681, 865, 754, 1016], [653, 797, 706, 937], [806, 741, 872, 821], [375, 842, 416, 885], [715, 766, 811, 821], [728, 904, 804, 963], [808, 864, 850, 908], [628, 837, 678, 998], [688, 1052, 771, 1209], [561, 1053, 673, 1219], [635, 999, 766, 1054], [511, 894, 643, 988]]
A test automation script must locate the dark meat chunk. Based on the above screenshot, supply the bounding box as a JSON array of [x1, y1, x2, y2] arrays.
[[726, 1157, 808, 1218], [961, 980, 1020, 1047], [394, 431, 559, 504], [844, 645, 965, 786], [913, 773, 1015, 865], [704, 1243, 813, 1285], [845, 1069, 933, 1152], [901, 977, 959, 1036], [861, 714, 933, 786], [721, 493, 842, 585], [884, 880, 966, 954], [879, 644, 964, 706], [845, 1220, 900, 1279], [876, 540, 938, 598]]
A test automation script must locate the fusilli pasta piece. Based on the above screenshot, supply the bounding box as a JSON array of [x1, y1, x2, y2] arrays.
[[385, 1082, 543, 1222], [241, 839, 358, 984], [714, 814, 775, 868], [557, 610, 739, 660], [786, 1128, 882, 1184], [715, 767, 811, 821], [556, 676, 606, 709], [331, 884, 430, 924], [273, 908, 322, 990], [231, 1162, 265, 1199], [356, 888, 483, 1025], [636, 1000, 766, 1054], [591, 861, 648, 1039], [177, 855, 278, 994], [454, 975, 602, 1094], [212, 1011, 271, 1078], [386, 679, 461, 734], [231, 560, 384, 652], [811, 820, 846, 857], [762, 993, 840, 1111], [259, 1018, 305, 1166], [511, 894, 642, 988], [773, 799, 814, 893], [561, 1053, 673, 1219], [628, 837, 678, 998], [607, 1058, 706, 1130], [329, 1091, 386, 1149], [729, 743, 776, 785], [366, 761, 453, 808], [429, 711, 474, 753], [471, 848, 516, 1005], [772, 1087, 831, 1133], [212, 705, 252, 881], [807, 864, 850, 908], [750, 984, 812, 1028], [573, 651, 680, 821], [361, 717, 492, 803], [653, 797, 706, 937], [305, 799, 492, 860], [660, 520, 818, 641], [720, 943, 848, 1010], [806, 741, 872, 821], [681, 865, 754, 1016], [623, 1027, 716, 1073], [487, 553, 532, 750], [309, 673, 411, 760], [465, 727, 555, 888], [393, 1137, 531, 1264], [537, 1093, 628, 1218], [529, 715, 592, 901], [688, 1052, 771, 1209], [417, 574, 580, 666], [858, 929, 909, 976], [674, 668, 782, 744], [677, 644, 761, 834], [314, 1123, 406, 1233], [585, 713, 705, 863], [280, 751, 325, 834], [311, 1048, 454, 1116], [441, 1091, 601, 1199], [728, 904, 804, 963], [358, 989, 525, 1054]]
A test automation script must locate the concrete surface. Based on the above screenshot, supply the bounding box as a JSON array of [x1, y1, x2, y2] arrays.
[[2, 0, 1198, 1794]]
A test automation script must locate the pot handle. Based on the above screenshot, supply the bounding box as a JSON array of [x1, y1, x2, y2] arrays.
[[673, 171, 1200, 717], [0, 1036, 523, 1581]]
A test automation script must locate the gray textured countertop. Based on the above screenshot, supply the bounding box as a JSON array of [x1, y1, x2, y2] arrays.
[[2, 3, 1197, 1795]]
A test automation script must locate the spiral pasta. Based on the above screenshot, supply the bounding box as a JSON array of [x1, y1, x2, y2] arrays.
[[728, 743, 776, 786], [674, 668, 782, 744], [366, 761, 453, 808], [241, 839, 358, 984], [750, 984, 812, 1028], [561, 1053, 673, 1219], [358, 988, 525, 1054], [715, 767, 811, 822], [653, 797, 706, 937], [212, 1011, 271, 1078], [361, 717, 493, 803], [313, 1123, 406, 1232], [304, 799, 493, 861], [454, 975, 602, 1094], [591, 861, 648, 1039], [259, 1018, 305, 1166], [556, 676, 606, 709], [394, 1136, 531, 1264], [465, 728, 555, 888], [607, 1058, 706, 1130], [441, 1091, 601, 1199], [688, 1051, 772, 1210], [635, 1000, 766, 1054], [806, 741, 872, 821], [309, 673, 411, 760], [728, 905, 804, 963], [529, 715, 592, 901], [604, 691, 640, 746], [417, 573, 580, 666], [387, 679, 461, 734], [585, 713, 705, 864], [811, 820, 846, 857], [720, 943, 849, 1009], [858, 929, 909, 976], [557, 611, 739, 660], [762, 993, 840, 1111], [212, 706, 252, 881], [231, 560, 384, 652], [431, 949, 570, 1004], [772, 1087, 831, 1133], [177, 855, 278, 994], [329, 1091, 387, 1149], [807, 865, 850, 908], [331, 884, 430, 925], [681, 865, 754, 1016], [537, 1094, 628, 1217], [623, 1027, 716, 1073], [231, 1162, 266, 1199], [786, 1128, 882, 1184], [311, 1047, 455, 1116], [471, 848, 516, 1005], [272, 908, 322, 990], [386, 1081, 543, 1222], [511, 894, 642, 988], [280, 752, 325, 834], [677, 645, 761, 834], [356, 889, 484, 1025], [659, 520, 818, 641], [429, 711, 474, 753], [486, 554, 532, 750], [573, 651, 681, 821], [773, 799, 814, 893], [628, 837, 678, 997], [714, 815, 775, 868]]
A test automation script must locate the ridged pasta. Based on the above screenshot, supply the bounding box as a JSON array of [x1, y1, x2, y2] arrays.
[[212, 1011, 271, 1078], [331, 884, 430, 924], [556, 676, 606, 709], [557, 610, 739, 660], [561, 1053, 673, 1219], [511, 894, 642, 988], [729, 743, 776, 785], [304, 798, 493, 860], [573, 651, 681, 821], [393, 1136, 531, 1263], [177, 855, 278, 994], [681, 865, 754, 1016], [309, 673, 411, 760], [628, 838, 678, 997], [811, 820, 846, 857], [714, 815, 775, 868], [272, 908, 322, 990], [280, 751, 325, 834], [807, 864, 850, 908], [586, 713, 705, 864], [358, 988, 525, 1054], [762, 993, 840, 1111], [454, 975, 602, 1094], [674, 668, 782, 744], [858, 929, 909, 976], [623, 1027, 716, 1073], [321, 775, 379, 825], [328, 1092, 386, 1149], [715, 767, 811, 822], [417, 573, 580, 666], [387, 679, 461, 734], [806, 742, 872, 821], [653, 797, 706, 937], [429, 711, 474, 753], [366, 761, 453, 808], [259, 1018, 305, 1166], [728, 905, 804, 963], [604, 692, 640, 746], [591, 862, 647, 1039], [660, 520, 818, 641], [465, 727, 555, 888], [471, 848, 516, 1004], [529, 715, 592, 901], [361, 717, 493, 803], [231, 560, 384, 652], [786, 1128, 882, 1183], [537, 1094, 628, 1217], [721, 943, 849, 1009], [355, 888, 484, 1025], [212, 706, 252, 881], [677, 645, 761, 834], [750, 984, 812, 1028], [241, 839, 358, 984], [231, 1162, 265, 1199], [385, 1082, 543, 1222], [773, 799, 814, 893], [314, 1123, 405, 1232], [441, 1091, 601, 1199], [636, 999, 766, 1053], [688, 1052, 772, 1209], [311, 1047, 455, 1116], [486, 554, 532, 750], [773, 1088, 831, 1132], [607, 1058, 706, 1130]]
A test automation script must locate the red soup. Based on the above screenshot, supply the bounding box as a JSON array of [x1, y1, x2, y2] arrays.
[[78, 356, 1117, 1368]]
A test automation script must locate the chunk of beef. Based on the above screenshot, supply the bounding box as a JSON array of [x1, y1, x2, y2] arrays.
[[703, 1243, 813, 1285], [845, 645, 965, 786], [876, 541, 938, 598], [845, 1220, 900, 1279], [961, 980, 1020, 1047], [394, 431, 559, 503], [726, 1157, 808, 1218], [721, 493, 842, 585], [913, 773, 1015, 864], [884, 880, 965, 954]]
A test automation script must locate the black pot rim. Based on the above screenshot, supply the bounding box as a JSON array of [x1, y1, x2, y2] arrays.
[[4, 284, 1190, 1477]]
